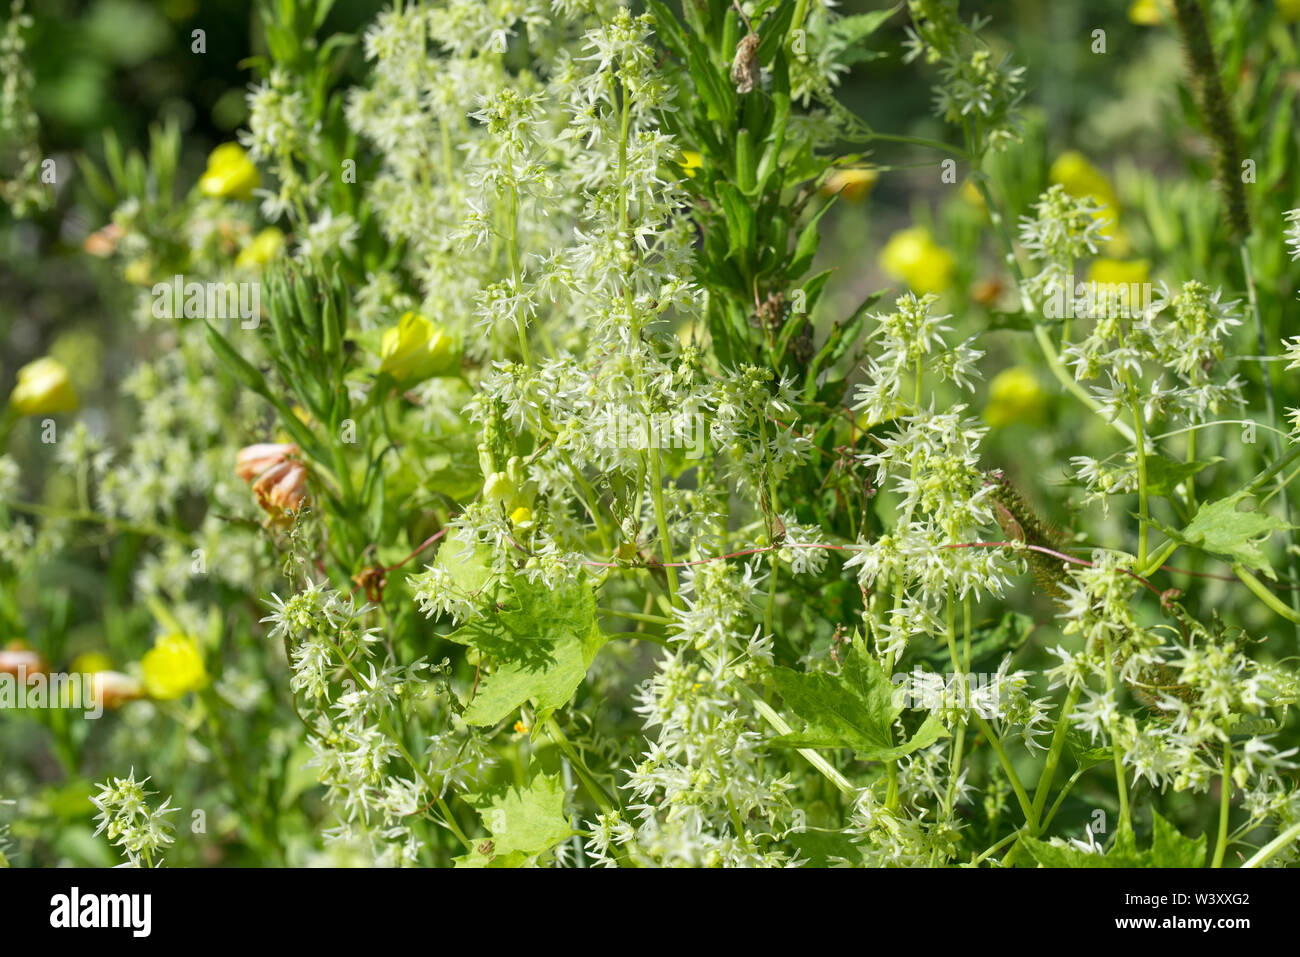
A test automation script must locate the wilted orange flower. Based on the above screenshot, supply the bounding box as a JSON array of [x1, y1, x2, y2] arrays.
[[235, 442, 300, 482], [91, 671, 144, 710], [253, 460, 309, 515], [83, 223, 123, 257], [0, 645, 48, 679]]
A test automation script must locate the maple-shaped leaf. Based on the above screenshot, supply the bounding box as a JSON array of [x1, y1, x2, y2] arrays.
[[1018, 812, 1206, 868], [1153, 490, 1291, 579], [768, 635, 947, 761], [456, 773, 575, 868], [448, 578, 607, 726]]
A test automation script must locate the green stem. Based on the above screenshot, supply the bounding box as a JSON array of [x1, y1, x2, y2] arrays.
[[1211, 741, 1232, 868], [1100, 636, 1131, 833], [971, 714, 1035, 825], [1232, 564, 1300, 624], [545, 715, 618, 816], [1130, 396, 1150, 569], [1029, 684, 1081, 832], [1240, 817, 1300, 868], [736, 681, 854, 795]]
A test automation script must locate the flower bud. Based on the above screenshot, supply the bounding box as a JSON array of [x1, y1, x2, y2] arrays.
[[822, 168, 879, 202], [199, 143, 259, 201], [378, 312, 457, 384], [9, 357, 78, 416]]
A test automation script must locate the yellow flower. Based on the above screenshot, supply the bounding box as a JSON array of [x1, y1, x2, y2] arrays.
[[985, 366, 1048, 428], [71, 651, 114, 675], [823, 168, 879, 202], [378, 312, 457, 383], [1280, 0, 1300, 22], [199, 143, 259, 201], [878, 227, 955, 295], [510, 506, 533, 527], [960, 179, 987, 212], [235, 227, 285, 269], [140, 633, 207, 700], [1128, 0, 1164, 25], [513, 720, 529, 734], [1088, 258, 1150, 287], [9, 357, 78, 416], [680, 150, 703, 178], [1049, 151, 1118, 212], [123, 257, 153, 286]]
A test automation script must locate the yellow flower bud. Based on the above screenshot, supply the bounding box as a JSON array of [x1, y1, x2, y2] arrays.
[[823, 168, 879, 202], [235, 227, 285, 269], [985, 366, 1048, 428], [482, 470, 516, 506], [199, 143, 259, 201], [680, 150, 703, 179], [378, 312, 457, 384], [9, 357, 78, 416], [140, 633, 207, 700], [879, 227, 955, 295]]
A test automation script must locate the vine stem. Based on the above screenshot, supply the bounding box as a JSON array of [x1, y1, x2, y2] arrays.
[[1240, 817, 1300, 868], [1232, 565, 1300, 624]]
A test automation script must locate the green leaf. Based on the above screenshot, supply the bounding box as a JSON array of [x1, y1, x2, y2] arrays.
[[769, 635, 948, 760], [1019, 812, 1205, 868], [457, 773, 575, 867], [786, 195, 835, 278], [716, 181, 756, 259], [1142, 455, 1221, 499], [1065, 728, 1116, 770], [829, 5, 903, 47], [1153, 490, 1291, 579], [448, 578, 608, 726]]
